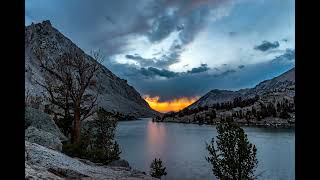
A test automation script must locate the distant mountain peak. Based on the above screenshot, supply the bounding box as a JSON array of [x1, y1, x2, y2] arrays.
[[29, 20, 52, 27]]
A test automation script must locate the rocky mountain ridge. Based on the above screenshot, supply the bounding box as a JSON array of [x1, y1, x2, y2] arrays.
[[25, 20, 158, 118], [159, 68, 295, 128], [188, 67, 295, 109]]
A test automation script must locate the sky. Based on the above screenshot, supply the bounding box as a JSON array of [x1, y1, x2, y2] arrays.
[[26, 0, 295, 112]]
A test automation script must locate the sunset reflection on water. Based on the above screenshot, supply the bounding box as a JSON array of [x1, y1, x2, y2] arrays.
[[146, 120, 167, 158]]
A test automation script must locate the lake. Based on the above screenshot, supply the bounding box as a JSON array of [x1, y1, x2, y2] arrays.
[[116, 118, 295, 180]]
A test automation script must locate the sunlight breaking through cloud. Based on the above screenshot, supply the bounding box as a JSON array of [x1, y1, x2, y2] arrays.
[[143, 95, 199, 113]]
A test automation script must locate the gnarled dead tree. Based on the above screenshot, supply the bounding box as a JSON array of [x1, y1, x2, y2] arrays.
[[34, 47, 104, 143]]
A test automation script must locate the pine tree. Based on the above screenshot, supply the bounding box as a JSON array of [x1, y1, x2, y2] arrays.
[[109, 141, 121, 161], [217, 103, 221, 110], [276, 102, 281, 112], [206, 118, 258, 180], [256, 111, 261, 121], [150, 158, 167, 179], [239, 110, 243, 119], [252, 107, 256, 117], [211, 109, 217, 119], [245, 111, 251, 121], [86, 108, 121, 164], [280, 109, 290, 119]]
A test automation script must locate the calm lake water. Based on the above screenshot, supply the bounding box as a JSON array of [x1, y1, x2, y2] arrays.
[[116, 118, 295, 180]]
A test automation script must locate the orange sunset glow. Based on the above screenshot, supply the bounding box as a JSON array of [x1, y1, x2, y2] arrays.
[[143, 95, 199, 113]]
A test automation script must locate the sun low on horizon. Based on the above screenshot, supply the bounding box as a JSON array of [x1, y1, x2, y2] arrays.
[[143, 95, 198, 113]]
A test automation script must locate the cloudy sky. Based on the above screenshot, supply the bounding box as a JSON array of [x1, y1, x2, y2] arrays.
[[26, 0, 295, 103]]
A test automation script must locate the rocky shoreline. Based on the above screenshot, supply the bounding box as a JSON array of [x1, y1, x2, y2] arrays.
[[153, 118, 295, 129], [25, 141, 156, 180], [25, 107, 156, 180]]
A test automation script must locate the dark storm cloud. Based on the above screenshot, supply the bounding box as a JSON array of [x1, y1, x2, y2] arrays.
[[125, 53, 180, 69], [149, 14, 179, 42], [105, 58, 213, 81], [179, 7, 211, 44], [271, 49, 295, 63], [148, 0, 228, 43], [26, 0, 159, 55], [26, 0, 230, 58], [254, 41, 280, 51], [218, 69, 236, 76], [148, 7, 208, 44], [187, 63, 210, 74], [144, 0, 230, 68], [125, 37, 188, 69], [105, 49, 295, 101], [280, 49, 295, 60], [130, 63, 210, 79], [140, 67, 180, 78], [238, 65, 245, 69]]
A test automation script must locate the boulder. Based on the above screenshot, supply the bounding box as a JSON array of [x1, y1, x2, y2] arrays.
[[25, 141, 156, 179], [109, 159, 131, 168], [25, 107, 67, 142], [25, 126, 62, 151], [25, 162, 64, 180]]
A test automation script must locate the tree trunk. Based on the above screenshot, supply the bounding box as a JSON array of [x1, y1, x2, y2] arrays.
[[72, 104, 81, 144]]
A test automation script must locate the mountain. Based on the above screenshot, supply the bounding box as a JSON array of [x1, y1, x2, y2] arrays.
[[188, 68, 295, 109], [188, 90, 244, 109], [25, 20, 158, 118], [160, 68, 295, 127], [245, 67, 295, 96]]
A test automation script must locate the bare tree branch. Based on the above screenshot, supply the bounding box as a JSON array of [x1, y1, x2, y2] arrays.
[[33, 46, 104, 143]]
